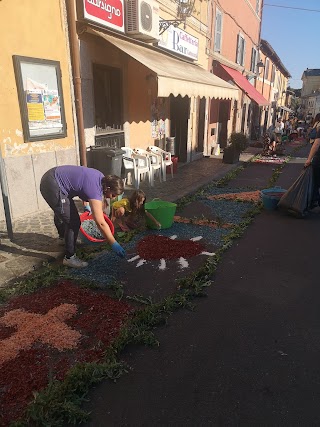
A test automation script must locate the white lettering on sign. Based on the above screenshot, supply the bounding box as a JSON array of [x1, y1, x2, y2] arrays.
[[158, 23, 199, 60], [87, 0, 121, 19], [84, 0, 125, 33]]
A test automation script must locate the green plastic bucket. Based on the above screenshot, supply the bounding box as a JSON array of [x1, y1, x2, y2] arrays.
[[145, 199, 177, 229]]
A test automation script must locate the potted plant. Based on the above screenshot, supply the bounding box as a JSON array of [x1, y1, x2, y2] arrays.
[[223, 132, 248, 164]]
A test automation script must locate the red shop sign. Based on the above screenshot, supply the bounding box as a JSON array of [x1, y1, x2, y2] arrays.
[[83, 0, 125, 33]]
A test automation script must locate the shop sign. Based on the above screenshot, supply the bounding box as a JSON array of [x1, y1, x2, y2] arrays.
[[83, 0, 125, 33], [158, 23, 198, 60]]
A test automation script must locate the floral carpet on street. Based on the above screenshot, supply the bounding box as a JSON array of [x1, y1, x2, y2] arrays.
[[251, 154, 289, 164], [0, 186, 260, 425], [0, 281, 132, 426]]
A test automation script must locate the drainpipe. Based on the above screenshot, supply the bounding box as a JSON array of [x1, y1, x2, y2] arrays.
[[65, 0, 87, 166]]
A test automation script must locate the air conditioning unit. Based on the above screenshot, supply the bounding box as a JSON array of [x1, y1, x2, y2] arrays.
[[126, 0, 160, 41]]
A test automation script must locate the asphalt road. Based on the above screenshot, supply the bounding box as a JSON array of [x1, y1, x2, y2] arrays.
[[83, 145, 320, 426]]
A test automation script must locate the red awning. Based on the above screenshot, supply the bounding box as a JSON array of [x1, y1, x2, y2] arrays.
[[220, 64, 269, 106]]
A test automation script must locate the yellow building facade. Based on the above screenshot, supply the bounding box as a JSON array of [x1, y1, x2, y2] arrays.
[[0, 0, 77, 221]]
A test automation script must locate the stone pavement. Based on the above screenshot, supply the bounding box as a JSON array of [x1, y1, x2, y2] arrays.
[[0, 147, 259, 288]]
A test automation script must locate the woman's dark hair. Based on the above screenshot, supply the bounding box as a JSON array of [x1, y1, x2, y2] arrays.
[[102, 175, 124, 197], [313, 113, 320, 125], [129, 190, 146, 214]]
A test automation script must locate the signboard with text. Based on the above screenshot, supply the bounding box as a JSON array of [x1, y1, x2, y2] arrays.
[[158, 23, 198, 60], [83, 0, 125, 33]]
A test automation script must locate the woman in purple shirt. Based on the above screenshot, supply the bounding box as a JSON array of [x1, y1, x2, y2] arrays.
[[40, 165, 125, 268]]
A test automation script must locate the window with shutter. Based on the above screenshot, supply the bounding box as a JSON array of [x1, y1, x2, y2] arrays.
[[250, 47, 257, 73], [236, 34, 245, 66], [271, 64, 276, 83], [264, 58, 270, 79], [214, 8, 222, 53], [256, 0, 260, 14]]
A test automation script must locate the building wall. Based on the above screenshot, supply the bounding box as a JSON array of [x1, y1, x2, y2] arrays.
[[159, 0, 208, 69], [0, 0, 77, 220], [80, 0, 209, 160], [256, 49, 289, 129], [315, 95, 320, 116], [211, 0, 261, 71], [80, 34, 169, 151], [159, 0, 209, 159], [255, 52, 271, 101], [207, 0, 262, 146], [301, 76, 320, 97]]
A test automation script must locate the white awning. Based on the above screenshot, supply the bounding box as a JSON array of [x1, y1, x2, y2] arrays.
[[280, 105, 293, 113], [85, 28, 238, 100]]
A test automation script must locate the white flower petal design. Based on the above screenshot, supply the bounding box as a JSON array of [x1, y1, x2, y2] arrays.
[[170, 235, 178, 240], [190, 236, 203, 241], [128, 255, 140, 262], [159, 259, 166, 270], [201, 251, 215, 256], [178, 257, 189, 269], [136, 259, 147, 267]]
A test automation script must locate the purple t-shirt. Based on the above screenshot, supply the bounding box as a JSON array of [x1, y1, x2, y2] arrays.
[[55, 165, 104, 201]]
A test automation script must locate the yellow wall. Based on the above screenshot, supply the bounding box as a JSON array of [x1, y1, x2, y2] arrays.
[[0, 0, 76, 158]]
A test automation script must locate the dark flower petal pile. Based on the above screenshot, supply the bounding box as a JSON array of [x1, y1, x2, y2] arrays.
[[0, 281, 133, 426], [137, 235, 205, 260]]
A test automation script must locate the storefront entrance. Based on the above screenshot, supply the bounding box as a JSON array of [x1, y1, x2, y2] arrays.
[[218, 100, 230, 148], [195, 97, 206, 155], [93, 63, 123, 129], [170, 95, 189, 163]]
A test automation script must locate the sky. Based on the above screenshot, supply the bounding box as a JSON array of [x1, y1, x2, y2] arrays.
[[261, 0, 320, 89]]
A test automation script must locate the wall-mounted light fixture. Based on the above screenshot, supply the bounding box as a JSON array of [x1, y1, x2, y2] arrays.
[[256, 60, 265, 74], [159, 0, 195, 35], [256, 60, 265, 95]]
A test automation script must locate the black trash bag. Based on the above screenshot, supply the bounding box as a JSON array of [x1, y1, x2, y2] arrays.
[[278, 166, 314, 218]]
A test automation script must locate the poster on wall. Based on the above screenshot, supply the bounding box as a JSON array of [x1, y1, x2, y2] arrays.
[[13, 56, 67, 141], [43, 91, 62, 122], [26, 91, 45, 122], [25, 85, 63, 130], [151, 99, 166, 140]]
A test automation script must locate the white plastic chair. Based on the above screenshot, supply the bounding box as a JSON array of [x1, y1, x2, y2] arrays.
[[121, 147, 135, 186], [121, 147, 151, 189], [134, 148, 162, 186], [148, 146, 173, 181]]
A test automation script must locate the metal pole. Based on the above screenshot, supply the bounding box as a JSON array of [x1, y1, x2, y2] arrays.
[[0, 152, 13, 241]]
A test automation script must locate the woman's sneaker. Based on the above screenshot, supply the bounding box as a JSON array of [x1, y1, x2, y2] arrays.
[[63, 255, 88, 268]]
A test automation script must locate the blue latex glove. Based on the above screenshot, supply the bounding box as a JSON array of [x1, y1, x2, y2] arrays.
[[84, 205, 91, 213], [111, 241, 126, 258]]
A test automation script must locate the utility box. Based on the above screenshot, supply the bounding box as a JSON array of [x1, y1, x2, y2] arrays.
[[87, 147, 125, 177]]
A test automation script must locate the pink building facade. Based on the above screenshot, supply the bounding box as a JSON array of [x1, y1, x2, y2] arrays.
[[206, 0, 269, 149]]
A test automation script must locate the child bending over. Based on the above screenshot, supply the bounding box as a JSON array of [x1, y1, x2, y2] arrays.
[[111, 190, 161, 231]]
